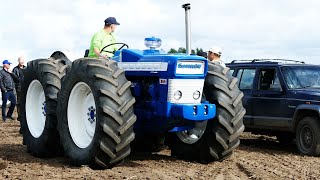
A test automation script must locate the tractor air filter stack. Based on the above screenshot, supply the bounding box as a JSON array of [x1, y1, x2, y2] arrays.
[[182, 3, 191, 55]]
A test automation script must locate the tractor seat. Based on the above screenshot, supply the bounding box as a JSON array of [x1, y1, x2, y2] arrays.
[[84, 49, 89, 57]]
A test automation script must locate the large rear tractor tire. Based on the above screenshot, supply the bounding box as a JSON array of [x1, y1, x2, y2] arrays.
[[167, 62, 245, 162], [20, 57, 69, 157], [57, 58, 136, 169], [50, 51, 72, 66]]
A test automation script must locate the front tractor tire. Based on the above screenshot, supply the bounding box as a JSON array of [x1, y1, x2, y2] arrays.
[[57, 58, 136, 169], [20, 58, 68, 157], [167, 63, 245, 163]]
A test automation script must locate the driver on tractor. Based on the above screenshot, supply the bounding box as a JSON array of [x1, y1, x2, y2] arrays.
[[88, 17, 120, 58]]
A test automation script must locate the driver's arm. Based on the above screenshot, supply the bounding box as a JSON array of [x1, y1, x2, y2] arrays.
[[92, 33, 107, 58], [93, 47, 106, 58]]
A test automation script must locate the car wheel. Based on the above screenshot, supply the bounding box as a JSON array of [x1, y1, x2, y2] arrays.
[[296, 117, 320, 156]]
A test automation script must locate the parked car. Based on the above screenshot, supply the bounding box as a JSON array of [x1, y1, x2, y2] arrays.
[[227, 59, 320, 156]]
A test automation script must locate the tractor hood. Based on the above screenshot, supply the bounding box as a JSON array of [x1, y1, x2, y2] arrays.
[[112, 49, 208, 78]]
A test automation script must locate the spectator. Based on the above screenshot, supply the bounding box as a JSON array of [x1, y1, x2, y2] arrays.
[[0, 60, 18, 122], [207, 46, 226, 67], [13, 56, 26, 122], [88, 17, 120, 58]]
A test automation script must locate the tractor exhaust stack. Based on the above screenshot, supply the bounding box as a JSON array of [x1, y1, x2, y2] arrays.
[[182, 3, 191, 55]]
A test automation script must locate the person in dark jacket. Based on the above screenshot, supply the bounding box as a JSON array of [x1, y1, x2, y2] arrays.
[[12, 56, 26, 121], [0, 60, 18, 122]]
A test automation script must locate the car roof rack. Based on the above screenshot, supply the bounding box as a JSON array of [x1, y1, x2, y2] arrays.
[[230, 59, 305, 64]]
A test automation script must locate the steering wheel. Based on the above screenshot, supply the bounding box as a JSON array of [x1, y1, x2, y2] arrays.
[[100, 43, 129, 54]]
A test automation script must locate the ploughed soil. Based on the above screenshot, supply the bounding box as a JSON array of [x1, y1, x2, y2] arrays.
[[1, 115, 320, 179]]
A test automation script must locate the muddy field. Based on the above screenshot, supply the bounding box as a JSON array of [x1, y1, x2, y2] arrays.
[[1, 118, 320, 179]]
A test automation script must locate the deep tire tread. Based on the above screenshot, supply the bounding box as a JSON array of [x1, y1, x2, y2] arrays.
[[218, 114, 234, 134], [99, 89, 123, 105], [88, 63, 114, 73], [231, 108, 246, 126], [167, 63, 245, 163], [21, 58, 68, 157], [115, 132, 135, 152], [100, 142, 116, 158], [229, 78, 238, 90], [207, 71, 228, 82], [222, 139, 240, 156], [102, 106, 124, 125], [118, 81, 132, 96], [119, 98, 136, 115], [205, 63, 245, 160], [95, 74, 119, 87], [101, 122, 121, 144], [233, 92, 244, 107], [118, 115, 137, 135], [59, 65, 69, 73], [57, 58, 136, 169], [212, 84, 233, 97], [113, 69, 125, 79]]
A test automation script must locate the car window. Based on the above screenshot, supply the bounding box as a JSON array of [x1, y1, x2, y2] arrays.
[[258, 69, 281, 91], [282, 66, 320, 89], [229, 69, 234, 76], [236, 69, 256, 90], [236, 69, 243, 79]]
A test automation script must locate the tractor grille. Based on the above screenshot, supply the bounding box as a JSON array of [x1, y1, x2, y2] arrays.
[[167, 79, 204, 104]]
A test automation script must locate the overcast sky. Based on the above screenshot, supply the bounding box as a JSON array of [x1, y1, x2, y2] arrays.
[[1, 0, 320, 66]]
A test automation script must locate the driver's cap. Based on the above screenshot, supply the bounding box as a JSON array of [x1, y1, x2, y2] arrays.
[[104, 17, 120, 25]]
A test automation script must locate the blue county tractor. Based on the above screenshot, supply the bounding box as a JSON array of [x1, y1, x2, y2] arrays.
[[19, 4, 245, 169]]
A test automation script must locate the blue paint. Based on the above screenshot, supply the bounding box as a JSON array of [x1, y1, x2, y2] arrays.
[[90, 110, 95, 120], [43, 102, 46, 115], [112, 37, 216, 134]]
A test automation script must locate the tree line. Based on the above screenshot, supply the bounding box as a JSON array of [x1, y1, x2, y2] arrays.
[[168, 47, 206, 55]]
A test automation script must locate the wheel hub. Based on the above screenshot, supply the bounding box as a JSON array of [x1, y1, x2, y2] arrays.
[[176, 121, 207, 144], [301, 126, 313, 149], [87, 106, 96, 124]]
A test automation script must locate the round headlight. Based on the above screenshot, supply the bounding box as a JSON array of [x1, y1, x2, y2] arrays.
[[174, 90, 182, 100], [193, 90, 201, 100]]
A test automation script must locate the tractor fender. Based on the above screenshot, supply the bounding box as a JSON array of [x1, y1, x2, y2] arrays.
[[292, 104, 320, 131]]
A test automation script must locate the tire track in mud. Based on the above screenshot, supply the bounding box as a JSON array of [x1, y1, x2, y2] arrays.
[[176, 154, 253, 180], [210, 160, 251, 180], [2, 121, 320, 179], [212, 167, 244, 180], [237, 140, 320, 180], [237, 157, 291, 179]]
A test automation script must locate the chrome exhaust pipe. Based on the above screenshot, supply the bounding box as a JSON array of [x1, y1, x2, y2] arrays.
[[182, 3, 191, 55]]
